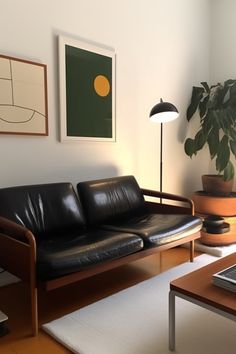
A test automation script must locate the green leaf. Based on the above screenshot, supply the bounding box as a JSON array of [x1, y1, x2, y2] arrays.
[[230, 140, 236, 157], [224, 79, 236, 86], [223, 107, 236, 127], [229, 128, 236, 141], [201, 82, 210, 92], [201, 111, 213, 133], [184, 138, 196, 157], [214, 85, 225, 107], [207, 127, 219, 159], [228, 83, 236, 106], [216, 108, 230, 132], [187, 86, 204, 121], [195, 129, 206, 151], [211, 110, 221, 129], [216, 135, 230, 172], [223, 161, 234, 181], [218, 82, 231, 104], [199, 95, 209, 118]]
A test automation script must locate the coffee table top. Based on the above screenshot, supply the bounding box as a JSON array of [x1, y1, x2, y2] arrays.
[[170, 253, 236, 316]]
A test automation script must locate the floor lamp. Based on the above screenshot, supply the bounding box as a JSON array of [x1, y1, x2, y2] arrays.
[[149, 98, 179, 200]]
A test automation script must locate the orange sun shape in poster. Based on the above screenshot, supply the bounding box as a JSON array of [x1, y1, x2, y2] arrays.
[[93, 75, 110, 97]]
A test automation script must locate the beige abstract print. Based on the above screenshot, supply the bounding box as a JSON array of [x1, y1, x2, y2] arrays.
[[0, 55, 48, 135]]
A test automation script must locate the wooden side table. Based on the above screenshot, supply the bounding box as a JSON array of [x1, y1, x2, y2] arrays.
[[192, 191, 236, 246]]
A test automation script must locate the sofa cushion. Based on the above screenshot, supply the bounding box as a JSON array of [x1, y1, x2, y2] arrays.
[[102, 214, 202, 247], [77, 176, 146, 225], [0, 183, 86, 240], [37, 230, 143, 280]]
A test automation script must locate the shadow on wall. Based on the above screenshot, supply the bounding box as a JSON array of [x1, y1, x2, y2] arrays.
[[182, 171, 202, 198], [178, 114, 188, 144], [0, 164, 121, 190]]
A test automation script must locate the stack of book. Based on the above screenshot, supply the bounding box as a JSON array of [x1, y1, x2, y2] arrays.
[[212, 264, 236, 293]]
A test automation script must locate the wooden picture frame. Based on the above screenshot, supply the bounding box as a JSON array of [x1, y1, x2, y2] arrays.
[[0, 54, 48, 136], [58, 36, 116, 142]]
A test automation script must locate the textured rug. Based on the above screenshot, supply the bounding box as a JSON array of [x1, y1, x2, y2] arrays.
[[43, 254, 236, 354]]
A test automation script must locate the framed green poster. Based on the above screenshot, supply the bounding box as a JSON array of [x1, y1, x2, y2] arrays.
[[59, 36, 116, 142]]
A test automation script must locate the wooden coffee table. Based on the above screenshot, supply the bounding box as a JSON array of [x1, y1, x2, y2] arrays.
[[169, 253, 236, 351]]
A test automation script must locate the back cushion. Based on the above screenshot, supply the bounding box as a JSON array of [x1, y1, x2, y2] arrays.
[[0, 183, 86, 240], [77, 175, 145, 225]]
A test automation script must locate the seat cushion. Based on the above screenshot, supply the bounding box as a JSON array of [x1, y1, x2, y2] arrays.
[[37, 230, 143, 280], [77, 175, 146, 225], [102, 214, 202, 247]]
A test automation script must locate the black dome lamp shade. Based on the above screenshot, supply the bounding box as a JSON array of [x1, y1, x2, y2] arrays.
[[149, 98, 179, 123]]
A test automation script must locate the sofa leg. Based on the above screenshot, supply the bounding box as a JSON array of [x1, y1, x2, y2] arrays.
[[31, 286, 38, 336], [190, 240, 194, 262], [30, 277, 38, 336]]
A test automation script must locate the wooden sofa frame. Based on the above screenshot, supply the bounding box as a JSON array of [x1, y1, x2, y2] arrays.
[[0, 189, 200, 336]]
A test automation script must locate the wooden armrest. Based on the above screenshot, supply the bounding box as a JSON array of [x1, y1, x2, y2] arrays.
[[0, 216, 36, 246], [141, 188, 194, 214]]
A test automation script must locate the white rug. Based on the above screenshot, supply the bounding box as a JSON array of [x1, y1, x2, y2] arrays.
[[43, 254, 236, 354]]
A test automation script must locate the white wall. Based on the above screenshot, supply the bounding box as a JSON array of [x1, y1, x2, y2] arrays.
[[210, 0, 236, 187], [0, 0, 210, 196], [211, 0, 236, 82], [135, 0, 211, 195]]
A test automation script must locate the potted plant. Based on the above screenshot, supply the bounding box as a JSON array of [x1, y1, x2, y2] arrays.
[[184, 79, 236, 195]]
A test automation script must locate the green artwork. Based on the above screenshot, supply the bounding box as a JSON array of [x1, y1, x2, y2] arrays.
[[59, 36, 115, 142]]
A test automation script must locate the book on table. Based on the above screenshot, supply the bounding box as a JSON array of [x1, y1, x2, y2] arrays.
[[212, 264, 236, 293]]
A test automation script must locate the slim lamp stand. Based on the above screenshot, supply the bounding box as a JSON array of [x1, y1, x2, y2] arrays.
[[149, 98, 179, 204], [160, 122, 163, 203]]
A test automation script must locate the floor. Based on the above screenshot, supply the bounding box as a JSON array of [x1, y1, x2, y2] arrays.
[[0, 248, 201, 354]]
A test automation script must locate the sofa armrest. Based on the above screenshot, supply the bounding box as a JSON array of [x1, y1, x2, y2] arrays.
[[0, 216, 37, 281], [141, 188, 194, 215], [0, 216, 35, 244]]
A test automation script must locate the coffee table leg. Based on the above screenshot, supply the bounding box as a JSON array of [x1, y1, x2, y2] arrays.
[[169, 290, 175, 351]]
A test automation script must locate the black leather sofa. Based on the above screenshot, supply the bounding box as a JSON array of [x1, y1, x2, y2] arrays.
[[0, 175, 202, 335]]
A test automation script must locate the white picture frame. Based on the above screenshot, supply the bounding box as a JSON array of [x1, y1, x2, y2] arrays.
[[58, 36, 116, 142]]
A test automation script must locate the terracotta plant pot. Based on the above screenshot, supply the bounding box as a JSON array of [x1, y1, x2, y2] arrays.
[[202, 174, 234, 196]]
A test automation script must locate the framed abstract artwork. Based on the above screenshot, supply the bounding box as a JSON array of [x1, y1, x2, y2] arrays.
[[0, 54, 48, 135], [58, 36, 116, 142]]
